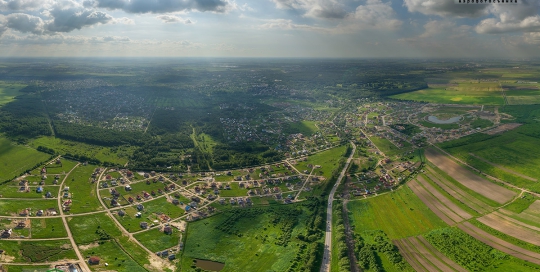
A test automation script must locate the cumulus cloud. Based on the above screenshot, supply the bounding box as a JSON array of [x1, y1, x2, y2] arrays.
[[347, 0, 402, 30], [45, 7, 113, 32], [404, 0, 489, 18], [0, 0, 51, 11], [4, 13, 44, 34], [271, 0, 348, 19], [420, 20, 470, 38], [259, 18, 328, 32], [86, 0, 233, 14], [475, 2, 540, 33], [157, 15, 192, 24]]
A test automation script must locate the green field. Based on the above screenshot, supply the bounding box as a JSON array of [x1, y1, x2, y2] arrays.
[[134, 227, 181, 252], [295, 145, 347, 179], [370, 136, 411, 157], [283, 120, 319, 136], [439, 125, 540, 192], [0, 82, 26, 106], [0, 239, 77, 263], [114, 197, 185, 232], [392, 83, 504, 105], [64, 164, 104, 214], [31, 217, 68, 239], [181, 203, 322, 272], [0, 199, 57, 216], [0, 136, 51, 181], [29, 136, 134, 165], [79, 240, 147, 272], [67, 213, 123, 244], [348, 186, 446, 240]]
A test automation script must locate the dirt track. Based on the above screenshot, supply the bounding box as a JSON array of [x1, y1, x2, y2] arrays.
[[478, 213, 540, 246], [425, 166, 492, 214], [425, 148, 516, 204], [458, 222, 540, 265]]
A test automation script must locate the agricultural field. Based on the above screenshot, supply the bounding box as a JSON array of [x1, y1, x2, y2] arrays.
[[439, 125, 540, 192], [347, 186, 446, 240], [0, 136, 51, 182], [392, 82, 504, 105], [0, 82, 26, 106]]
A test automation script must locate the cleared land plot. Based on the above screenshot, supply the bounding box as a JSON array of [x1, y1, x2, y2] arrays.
[[114, 197, 185, 233], [458, 221, 540, 265], [0, 136, 51, 182], [79, 240, 147, 272], [425, 166, 492, 214], [416, 176, 472, 220], [67, 213, 123, 244], [63, 164, 103, 214], [477, 212, 540, 246], [134, 227, 181, 252], [408, 179, 464, 225], [425, 148, 516, 204], [30, 218, 68, 239], [391, 83, 504, 105], [294, 145, 347, 179], [348, 186, 446, 239], [0, 199, 57, 216]]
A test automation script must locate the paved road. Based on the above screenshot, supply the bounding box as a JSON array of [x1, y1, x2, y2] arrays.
[[320, 141, 356, 272]]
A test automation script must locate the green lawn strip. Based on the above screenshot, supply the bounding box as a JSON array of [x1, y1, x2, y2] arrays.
[[67, 213, 123, 244], [134, 227, 181, 252], [423, 227, 540, 271], [504, 193, 538, 214], [347, 186, 447, 240], [0, 199, 57, 216], [468, 219, 540, 254], [1, 265, 52, 272], [0, 185, 58, 198], [80, 240, 147, 272], [0, 136, 52, 182], [114, 197, 185, 233], [426, 161, 501, 207], [0, 239, 77, 263], [31, 217, 68, 239], [419, 173, 479, 217], [64, 164, 103, 214]]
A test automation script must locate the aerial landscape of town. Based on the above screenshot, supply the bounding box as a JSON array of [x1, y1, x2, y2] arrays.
[[0, 58, 539, 272], [1, 0, 540, 271]]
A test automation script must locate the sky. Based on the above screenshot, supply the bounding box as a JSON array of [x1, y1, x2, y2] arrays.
[[0, 0, 539, 58]]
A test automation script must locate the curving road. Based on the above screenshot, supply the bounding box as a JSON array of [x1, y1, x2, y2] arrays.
[[320, 141, 356, 272]]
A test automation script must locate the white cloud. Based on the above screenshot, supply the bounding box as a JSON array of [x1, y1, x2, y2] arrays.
[[346, 0, 402, 30], [156, 15, 192, 24], [259, 18, 328, 32], [420, 20, 470, 38], [475, 2, 540, 33], [403, 0, 489, 18], [87, 0, 235, 14], [0, 0, 52, 11], [271, 0, 347, 19]]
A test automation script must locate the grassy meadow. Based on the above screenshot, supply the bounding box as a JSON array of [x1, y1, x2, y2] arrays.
[[0, 82, 26, 106], [0, 136, 51, 181]]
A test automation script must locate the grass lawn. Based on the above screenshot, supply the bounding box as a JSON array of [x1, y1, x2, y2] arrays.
[[41, 158, 79, 175], [0, 136, 51, 181], [295, 145, 348, 179], [29, 136, 134, 165], [31, 217, 68, 239], [283, 120, 319, 136], [79, 240, 147, 272], [0, 185, 58, 198], [0, 199, 57, 216], [348, 186, 447, 240], [68, 213, 123, 244], [64, 164, 104, 214], [217, 182, 248, 197], [134, 227, 181, 252], [114, 197, 185, 232]]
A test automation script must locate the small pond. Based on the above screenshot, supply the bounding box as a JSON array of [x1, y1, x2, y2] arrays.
[[195, 259, 225, 271], [427, 115, 462, 124]]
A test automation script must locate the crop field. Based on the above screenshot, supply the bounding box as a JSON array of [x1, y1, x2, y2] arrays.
[[347, 186, 446, 240], [394, 236, 467, 272], [392, 82, 504, 105], [64, 164, 104, 214], [0, 82, 26, 106], [0, 136, 51, 182], [31, 217, 68, 238], [181, 204, 318, 272], [294, 145, 347, 179], [424, 148, 516, 204], [0, 199, 57, 216], [439, 128, 540, 191], [0, 239, 77, 263], [29, 136, 134, 165], [502, 83, 540, 105], [67, 213, 123, 244], [134, 227, 181, 252], [477, 212, 540, 247]]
